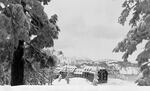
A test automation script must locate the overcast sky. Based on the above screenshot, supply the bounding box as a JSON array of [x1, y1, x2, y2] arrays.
[[44, 0, 145, 61]]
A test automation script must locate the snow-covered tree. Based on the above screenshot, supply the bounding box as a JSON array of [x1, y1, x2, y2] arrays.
[[113, 0, 150, 86], [0, 0, 60, 86]]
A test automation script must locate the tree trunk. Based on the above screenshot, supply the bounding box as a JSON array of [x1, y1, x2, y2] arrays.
[[124, 59, 128, 62], [11, 40, 24, 86]]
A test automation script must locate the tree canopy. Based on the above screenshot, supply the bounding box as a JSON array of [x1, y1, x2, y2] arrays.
[[0, 0, 60, 85], [113, 0, 150, 86]]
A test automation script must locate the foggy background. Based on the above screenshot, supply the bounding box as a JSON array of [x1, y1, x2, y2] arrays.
[[44, 0, 145, 62]]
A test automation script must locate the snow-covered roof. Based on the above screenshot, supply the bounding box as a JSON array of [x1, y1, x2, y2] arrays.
[[61, 65, 77, 72], [83, 66, 105, 71], [74, 69, 84, 74]]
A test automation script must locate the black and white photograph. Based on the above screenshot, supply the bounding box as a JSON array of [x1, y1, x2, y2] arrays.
[[0, 0, 150, 90]]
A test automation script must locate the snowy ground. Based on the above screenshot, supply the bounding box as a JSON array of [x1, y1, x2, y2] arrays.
[[1, 78, 150, 91], [52, 78, 137, 86]]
